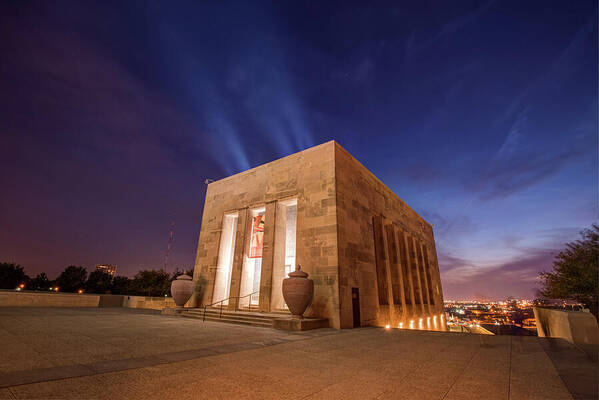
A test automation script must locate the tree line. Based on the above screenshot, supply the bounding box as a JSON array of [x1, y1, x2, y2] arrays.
[[0, 264, 193, 297], [538, 224, 598, 318]]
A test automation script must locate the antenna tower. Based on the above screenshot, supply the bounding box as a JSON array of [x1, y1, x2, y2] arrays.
[[163, 218, 175, 273]]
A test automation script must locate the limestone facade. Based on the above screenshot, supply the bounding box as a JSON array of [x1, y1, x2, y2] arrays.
[[193, 141, 445, 329]]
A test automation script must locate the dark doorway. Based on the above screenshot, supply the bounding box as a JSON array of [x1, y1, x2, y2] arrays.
[[352, 288, 361, 328]]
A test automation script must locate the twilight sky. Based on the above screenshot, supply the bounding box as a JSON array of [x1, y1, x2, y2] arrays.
[[1, 0, 597, 300]]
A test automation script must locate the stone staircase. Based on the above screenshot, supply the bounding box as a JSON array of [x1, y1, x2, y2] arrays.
[[176, 307, 288, 328]]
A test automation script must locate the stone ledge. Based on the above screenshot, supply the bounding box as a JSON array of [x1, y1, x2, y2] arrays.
[[161, 308, 185, 315], [273, 317, 329, 331]]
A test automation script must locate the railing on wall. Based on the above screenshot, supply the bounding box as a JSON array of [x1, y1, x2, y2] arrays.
[[202, 291, 260, 321]]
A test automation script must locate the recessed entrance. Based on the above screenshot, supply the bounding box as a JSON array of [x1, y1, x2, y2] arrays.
[[212, 213, 238, 304], [240, 207, 265, 308], [352, 288, 361, 328]]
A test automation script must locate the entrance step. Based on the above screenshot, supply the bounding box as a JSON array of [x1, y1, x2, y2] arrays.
[[162, 307, 289, 328]]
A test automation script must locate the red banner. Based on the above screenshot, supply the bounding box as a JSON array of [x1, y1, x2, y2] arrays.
[[249, 214, 264, 258]]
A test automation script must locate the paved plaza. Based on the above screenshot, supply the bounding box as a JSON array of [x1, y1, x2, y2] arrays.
[[0, 308, 596, 400]]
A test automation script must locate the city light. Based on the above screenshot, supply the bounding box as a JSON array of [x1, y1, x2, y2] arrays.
[[443, 299, 555, 332], [19, 283, 25, 289], [399, 322, 404, 329], [385, 324, 390, 329], [419, 318, 423, 329], [78, 289, 83, 294], [54, 287, 59, 292], [409, 320, 414, 329]]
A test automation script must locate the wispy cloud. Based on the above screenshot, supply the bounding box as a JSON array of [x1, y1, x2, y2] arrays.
[[440, 246, 551, 298], [495, 15, 596, 127], [466, 148, 582, 200], [496, 108, 528, 159], [406, 0, 496, 57], [438, 226, 582, 299], [421, 211, 475, 239]]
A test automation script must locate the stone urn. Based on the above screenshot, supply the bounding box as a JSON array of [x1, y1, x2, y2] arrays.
[[282, 265, 314, 318], [171, 274, 194, 309]]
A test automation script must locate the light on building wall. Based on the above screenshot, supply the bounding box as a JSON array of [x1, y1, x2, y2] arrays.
[[409, 320, 414, 329], [433, 315, 438, 329], [419, 318, 423, 329], [399, 322, 404, 329], [385, 324, 390, 329]]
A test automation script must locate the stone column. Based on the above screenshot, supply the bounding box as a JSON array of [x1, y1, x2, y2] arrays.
[[429, 241, 444, 316], [417, 241, 432, 315], [421, 243, 436, 309], [372, 215, 390, 307], [258, 201, 277, 312], [399, 230, 417, 318], [380, 218, 395, 325], [271, 201, 288, 311], [393, 225, 408, 321], [408, 234, 426, 316], [228, 208, 248, 311]]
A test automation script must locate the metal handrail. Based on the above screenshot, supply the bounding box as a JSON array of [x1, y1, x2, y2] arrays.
[[203, 291, 260, 322]]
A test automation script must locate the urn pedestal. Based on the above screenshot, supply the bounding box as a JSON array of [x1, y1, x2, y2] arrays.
[[170, 274, 194, 309], [282, 265, 314, 318]]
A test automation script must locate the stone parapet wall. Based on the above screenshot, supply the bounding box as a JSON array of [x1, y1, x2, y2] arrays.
[[123, 295, 176, 310], [0, 291, 177, 310], [534, 307, 598, 346], [0, 290, 100, 307]]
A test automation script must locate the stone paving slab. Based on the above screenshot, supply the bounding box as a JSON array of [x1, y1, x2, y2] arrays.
[[0, 308, 596, 399], [539, 338, 598, 400]]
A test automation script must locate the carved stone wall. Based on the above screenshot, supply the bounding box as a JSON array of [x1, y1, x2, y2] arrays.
[[334, 143, 445, 329], [193, 142, 340, 328], [193, 140, 444, 330]]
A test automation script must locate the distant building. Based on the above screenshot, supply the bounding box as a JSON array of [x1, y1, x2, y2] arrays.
[[95, 264, 117, 276], [193, 141, 445, 329]]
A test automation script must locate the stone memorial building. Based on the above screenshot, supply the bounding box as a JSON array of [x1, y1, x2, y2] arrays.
[[193, 141, 445, 330]]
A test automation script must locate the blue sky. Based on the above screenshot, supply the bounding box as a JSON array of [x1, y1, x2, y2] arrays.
[[1, 0, 597, 299]]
